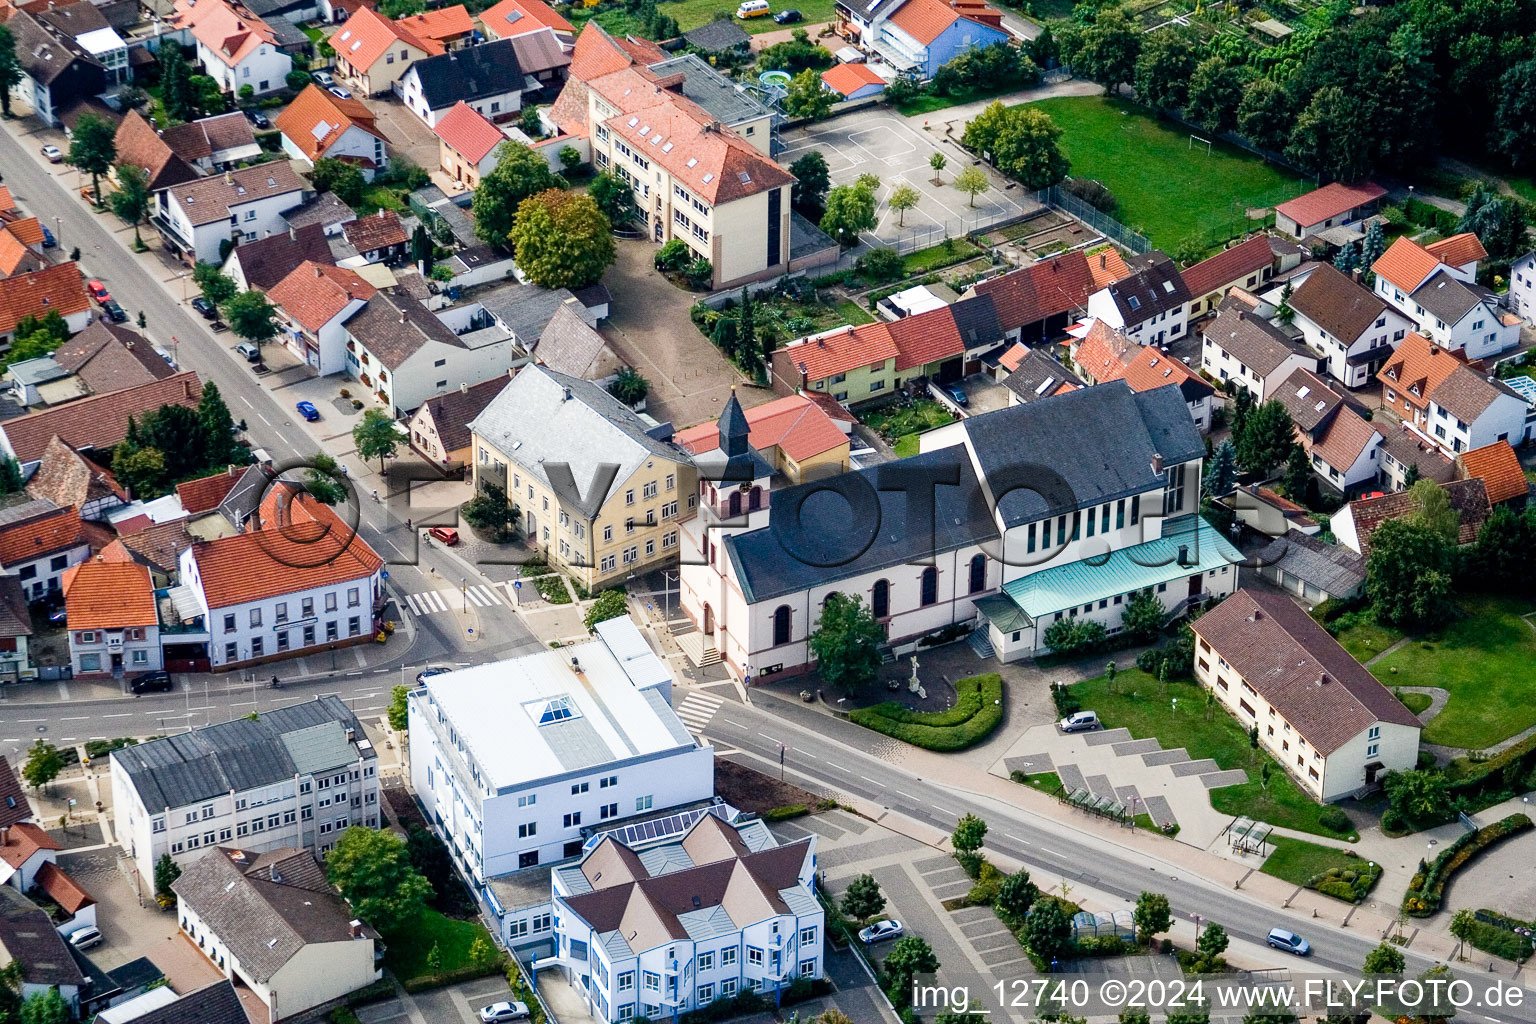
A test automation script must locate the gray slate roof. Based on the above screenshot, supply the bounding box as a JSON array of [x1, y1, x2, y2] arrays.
[[681, 20, 751, 51], [1002, 348, 1084, 403], [0, 885, 84, 988], [409, 39, 525, 111], [1105, 251, 1190, 324], [479, 282, 596, 347], [469, 365, 689, 519], [346, 291, 463, 372], [724, 445, 999, 604], [1203, 304, 1313, 378], [1410, 270, 1491, 326], [532, 303, 614, 379], [129, 982, 248, 1024], [1256, 529, 1365, 598], [960, 380, 1204, 527], [112, 696, 374, 811]]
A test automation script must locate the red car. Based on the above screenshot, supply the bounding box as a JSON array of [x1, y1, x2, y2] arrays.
[[427, 527, 460, 546], [86, 280, 112, 304]]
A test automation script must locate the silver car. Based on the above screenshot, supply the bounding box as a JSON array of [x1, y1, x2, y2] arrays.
[[68, 926, 103, 950], [1060, 710, 1100, 733], [857, 919, 903, 944], [479, 1002, 530, 1022]]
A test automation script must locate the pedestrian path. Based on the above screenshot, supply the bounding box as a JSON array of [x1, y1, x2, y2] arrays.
[[400, 583, 509, 616], [674, 690, 724, 735]]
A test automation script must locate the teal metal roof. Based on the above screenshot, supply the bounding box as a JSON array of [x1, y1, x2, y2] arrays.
[[974, 593, 1033, 632], [1003, 515, 1241, 618]]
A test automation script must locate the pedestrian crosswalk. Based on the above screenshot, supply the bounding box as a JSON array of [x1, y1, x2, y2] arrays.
[[401, 583, 508, 616], [674, 691, 724, 734]]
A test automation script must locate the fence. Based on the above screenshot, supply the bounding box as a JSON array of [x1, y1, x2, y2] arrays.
[[1031, 186, 1152, 254]]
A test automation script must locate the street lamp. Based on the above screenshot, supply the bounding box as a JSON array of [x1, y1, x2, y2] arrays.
[[1191, 913, 1203, 946], [461, 577, 468, 612]]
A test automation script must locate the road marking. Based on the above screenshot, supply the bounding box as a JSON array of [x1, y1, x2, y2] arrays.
[[61, 716, 87, 721], [104, 713, 132, 718], [1041, 848, 1063, 857], [894, 790, 916, 800], [762, 735, 785, 747], [0, 739, 17, 743], [930, 803, 952, 814], [860, 776, 883, 786], [1005, 833, 1028, 844], [17, 719, 44, 723], [824, 762, 851, 773], [258, 414, 273, 427], [239, 395, 253, 408], [719, 718, 746, 729]]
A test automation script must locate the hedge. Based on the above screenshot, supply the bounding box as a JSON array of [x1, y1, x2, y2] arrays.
[[1307, 859, 1382, 903], [849, 673, 1004, 751], [1402, 813, 1533, 917], [505, 958, 547, 1024], [1463, 917, 1535, 962], [1446, 732, 1536, 801], [401, 961, 504, 994]]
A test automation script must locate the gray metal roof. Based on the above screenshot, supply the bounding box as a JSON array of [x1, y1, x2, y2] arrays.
[[647, 54, 771, 125], [279, 721, 357, 776], [112, 696, 373, 811], [1409, 270, 1490, 325], [679, 20, 750, 52], [478, 282, 594, 347], [679, 903, 737, 940], [641, 688, 695, 747], [8, 357, 69, 386]]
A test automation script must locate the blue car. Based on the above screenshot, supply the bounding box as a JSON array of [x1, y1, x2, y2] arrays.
[[296, 400, 320, 422], [41, 226, 55, 248]]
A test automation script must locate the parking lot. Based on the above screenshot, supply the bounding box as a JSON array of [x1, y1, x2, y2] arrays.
[[779, 111, 1035, 252]]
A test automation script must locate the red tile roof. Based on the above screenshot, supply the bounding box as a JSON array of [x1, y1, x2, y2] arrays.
[[1311, 407, 1379, 471], [602, 99, 793, 206], [0, 262, 91, 336], [175, 466, 245, 515], [800, 388, 856, 425], [172, 0, 281, 68], [997, 342, 1028, 372], [675, 394, 848, 464], [394, 3, 473, 43], [1087, 247, 1130, 290], [0, 371, 203, 463], [433, 101, 508, 164], [820, 62, 884, 96], [113, 111, 199, 193], [887, 0, 994, 45], [189, 498, 383, 608], [275, 85, 387, 164], [5, 219, 44, 249], [269, 262, 376, 334], [63, 559, 158, 629], [779, 322, 898, 382], [971, 251, 1102, 334], [1372, 236, 1442, 294], [0, 506, 84, 568], [1348, 478, 1490, 554], [889, 304, 964, 371], [1376, 332, 1464, 413], [331, 5, 443, 73], [1072, 318, 1133, 383], [480, 0, 573, 38], [33, 861, 94, 914], [1275, 181, 1386, 229], [0, 822, 58, 869], [1457, 441, 1528, 505], [1424, 232, 1487, 269], [343, 209, 408, 252], [1180, 235, 1274, 299], [1118, 344, 1210, 398]]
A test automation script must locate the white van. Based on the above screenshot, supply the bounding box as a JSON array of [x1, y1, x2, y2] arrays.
[[737, 0, 770, 18]]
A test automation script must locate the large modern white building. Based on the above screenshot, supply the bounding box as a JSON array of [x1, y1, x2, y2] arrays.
[[110, 696, 381, 893], [408, 617, 714, 900], [547, 812, 821, 1023]]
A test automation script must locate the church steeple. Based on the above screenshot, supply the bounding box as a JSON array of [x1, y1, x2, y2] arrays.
[[718, 386, 750, 459]]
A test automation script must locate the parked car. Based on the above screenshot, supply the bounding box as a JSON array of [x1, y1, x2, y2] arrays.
[[129, 671, 173, 694], [245, 108, 271, 129], [328, 85, 353, 100], [416, 666, 453, 684], [1059, 710, 1100, 733], [40, 226, 55, 248], [858, 919, 903, 944], [191, 296, 216, 319], [478, 1003, 529, 1023], [428, 526, 460, 546], [68, 927, 103, 950], [312, 70, 336, 87], [47, 607, 66, 626], [86, 280, 111, 304], [102, 300, 128, 323], [1267, 928, 1310, 956], [41, 144, 62, 162], [773, 7, 802, 20], [945, 383, 969, 407], [296, 400, 320, 422], [236, 341, 261, 362]]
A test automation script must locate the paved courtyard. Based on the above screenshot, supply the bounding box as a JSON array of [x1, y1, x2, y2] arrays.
[[779, 111, 1036, 251]]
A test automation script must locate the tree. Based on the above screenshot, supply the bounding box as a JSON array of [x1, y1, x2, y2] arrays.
[[584, 589, 628, 632], [790, 150, 831, 210], [312, 157, 366, 206], [783, 67, 835, 119], [68, 113, 116, 206], [882, 936, 939, 997], [929, 151, 947, 185], [19, 989, 68, 1024], [1120, 589, 1166, 643], [0, 455, 22, 495], [1196, 922, 1229, 961], [160, 44, 198, 123], [387, 684, 409, 732], [962, 103, 1068, 189], [190, 74, 227, 116], [1203, 439, 1237, 497], [954, 167, 992, 207], [1493, 59, 1536, 167], [1133, 891, 1171, 943], [1450, 908, 1477, 947], [756, 29, 833, 73], [380, 0, 425, 15], [1185, 56, 1244, 135], [353, 408, 399, 472], [1333, 241, 1358, 275], [1121, 1014, 1152, 1024], [557, 145, 582, 174], [154, 852, 182, 899], [1363, 941, 1406, 975], [326, 826, 434, 933], [511, 189, 614, 289], [820, 180, 879, 246], [1408, 479, 1458, 544], [1133, 29, 1196, 112], [1382, 767, 1452, 827], [588, 171, 638, 227], [1471, 506, 1536, 591], [840, 873, 885, 921], [738, 287, 756, 361], [198, 381, 243, 468], [1360, 220, 1386, 275], [887, 183, 920, 226], [808, 593, 883, 691], [112, 445, 167, 497], [1456, 184, 1529, 261], [817, 1012, 855, 1024], [1071, 8, 1140, 87], [520, 105, 543, 139], [855, 248, 904, 284], [21, 740, 63, 789], [1236, 77, 1291, 154], [425, 942, 443, 973], [1283, 443, 1310, 502], [1286, 86, 1375, 182], [304, 452, 347, 505], [3, 311, 71, 370], [995, 871, 1038, 921], [1368, 518, 1454, 629], [193, 262, 237, 309], [608, 367, 649, 406], [473, 142, 565, 247], [0, 25, 21, 118], [224, 290, 277, 348], [950, 813, 987, 854], [1025, 898, 1072, 961], [461, 482, 518, 537], [1235, 400, 1295, 476]]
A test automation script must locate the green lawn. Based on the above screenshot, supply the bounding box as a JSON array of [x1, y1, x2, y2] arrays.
[[1070, 671, 1358, 841], [835, 299, 877, 326], [384, 908, 496, 986], [1015, 770, 1065, 795], [902, 237, 981, 275], [1260, 836, 1363, 886], [1029, 96, 1307, 248], [1397, 691, 1433, 715], [897, 82, 1023, 117], [1331, 612, 1404, 663], [1368, 596, 1536, 749]]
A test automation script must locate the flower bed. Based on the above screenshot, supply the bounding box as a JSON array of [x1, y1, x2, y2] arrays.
[[1402, 813, 1533, 917], [849, 673, 1003, 751]]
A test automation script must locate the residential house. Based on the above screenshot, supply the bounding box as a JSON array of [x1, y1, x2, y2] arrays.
[[1181, 235, 1276, 319], [0, 579, 33, 684], [48, 320, 177, 399], [176, 494, 384, 668], [224, 223, 337, 291], [1274, 368, 1381, 492], [25, 437, 129, 523], [1377, 333, 1528, 456], [172, 0, 293, 96], [1001, 348, 1083, 406], [33, 861, 95, 938], [0, 823, 58, 895], [1221, 484, 1317, 538], [158, 111, 263, 172], [1199, 301, 1318, 400], [99, 520, 201, 587], [0, 758, 31, 829], [1084, 251, 1191, 345], [269, 261, 377, 375], [866, 0, 1006, 79], [470, 365, 696, 590], [63, 560, 162, 677], [477, 282, 603, 356], [338, 210, 409, 265], [4, 6, 108, 127], [154, 163, 309, 264], [675, 392, 850, 485], [1274, 181, 1386, 240], [1071, 319, 1214, 432], [0, 885, 88, 1013], [1286, 263, 1411, 388], [282, 191, 359, 237], [0, 262, 93, 348], [406, 375, 508, 470], [110, 694, 381, 891], [1330, 477, 1492, 556], [1192, 589, 1418, 801], [276, 85, 390, 181], [345, 289, 517, 415], [0, 371, 203, 464], [173, 846, 381, 1021], [479, 0, 575, 47], [104, 981, 248, 1024], [1508, 249, 1536, 320], [0, 220, 48, 280], [401, 39, 526, 128], [820, 62, 886, 100], [433, 101, 511, 189], [526, 303, 620, 380], [1455, 440, 1529, 507], [409, 615, 712, 893], [328, 5, 445, 97], [0, 500, 91, 600], [963, 249, 1117, 344], [682, 20, 751, 55], [507, 29, 574, 95], [1371, 235, 1519, 361], [549, 813, 821, 1022], [1375, 424, 1456, 492]]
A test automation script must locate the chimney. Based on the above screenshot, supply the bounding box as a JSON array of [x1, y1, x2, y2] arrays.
[[1151, 452, 1164, 474], [1176, 543, 1189, 566], [225, 170, 234, 184], [314, 265, 322, 278], [345, 726, 356, 742], [1099, 253, 1106, 270], [460, 382, 468, 394], [0, 826, 8, 847], [1351, 268, 1361, 284], [399, 312, 407, 324], [563, 386, 572, 401], [289, 225, 296, 242], [350, 919, 364, 938]]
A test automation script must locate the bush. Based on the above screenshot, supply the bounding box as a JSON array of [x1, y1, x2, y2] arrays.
[[1075, 934, 1127, 956], [1062, 178, 1118, 214], [966, 860, 1004, 906], [1446, 731, 1536, 804], [1050, 681, 1080, 717], [855, 247, 904, 283], [849, 674, 1004, 751], [955, 850, 983, 878], [1463, 914, 1536, 961], [286, 69, 312, 92], [654, 239, 691, 273], [1318, 807, 1352, 834], [1042, 617, 1108, 656], [1402, 813, 1533, 917], [84, 737, 137, 759]]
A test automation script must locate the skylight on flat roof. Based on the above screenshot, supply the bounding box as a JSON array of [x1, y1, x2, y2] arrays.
[[526, 695, 580, 726]]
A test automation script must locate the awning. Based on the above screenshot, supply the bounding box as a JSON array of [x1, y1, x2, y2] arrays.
[[167, 584, 203, 623]]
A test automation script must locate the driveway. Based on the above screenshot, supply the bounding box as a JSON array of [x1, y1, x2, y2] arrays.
[[368, 97, 441, 172]]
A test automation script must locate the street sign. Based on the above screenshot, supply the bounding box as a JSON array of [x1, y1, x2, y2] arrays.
[[382, 570, 390, 579], [513, 580, 522, 590]]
